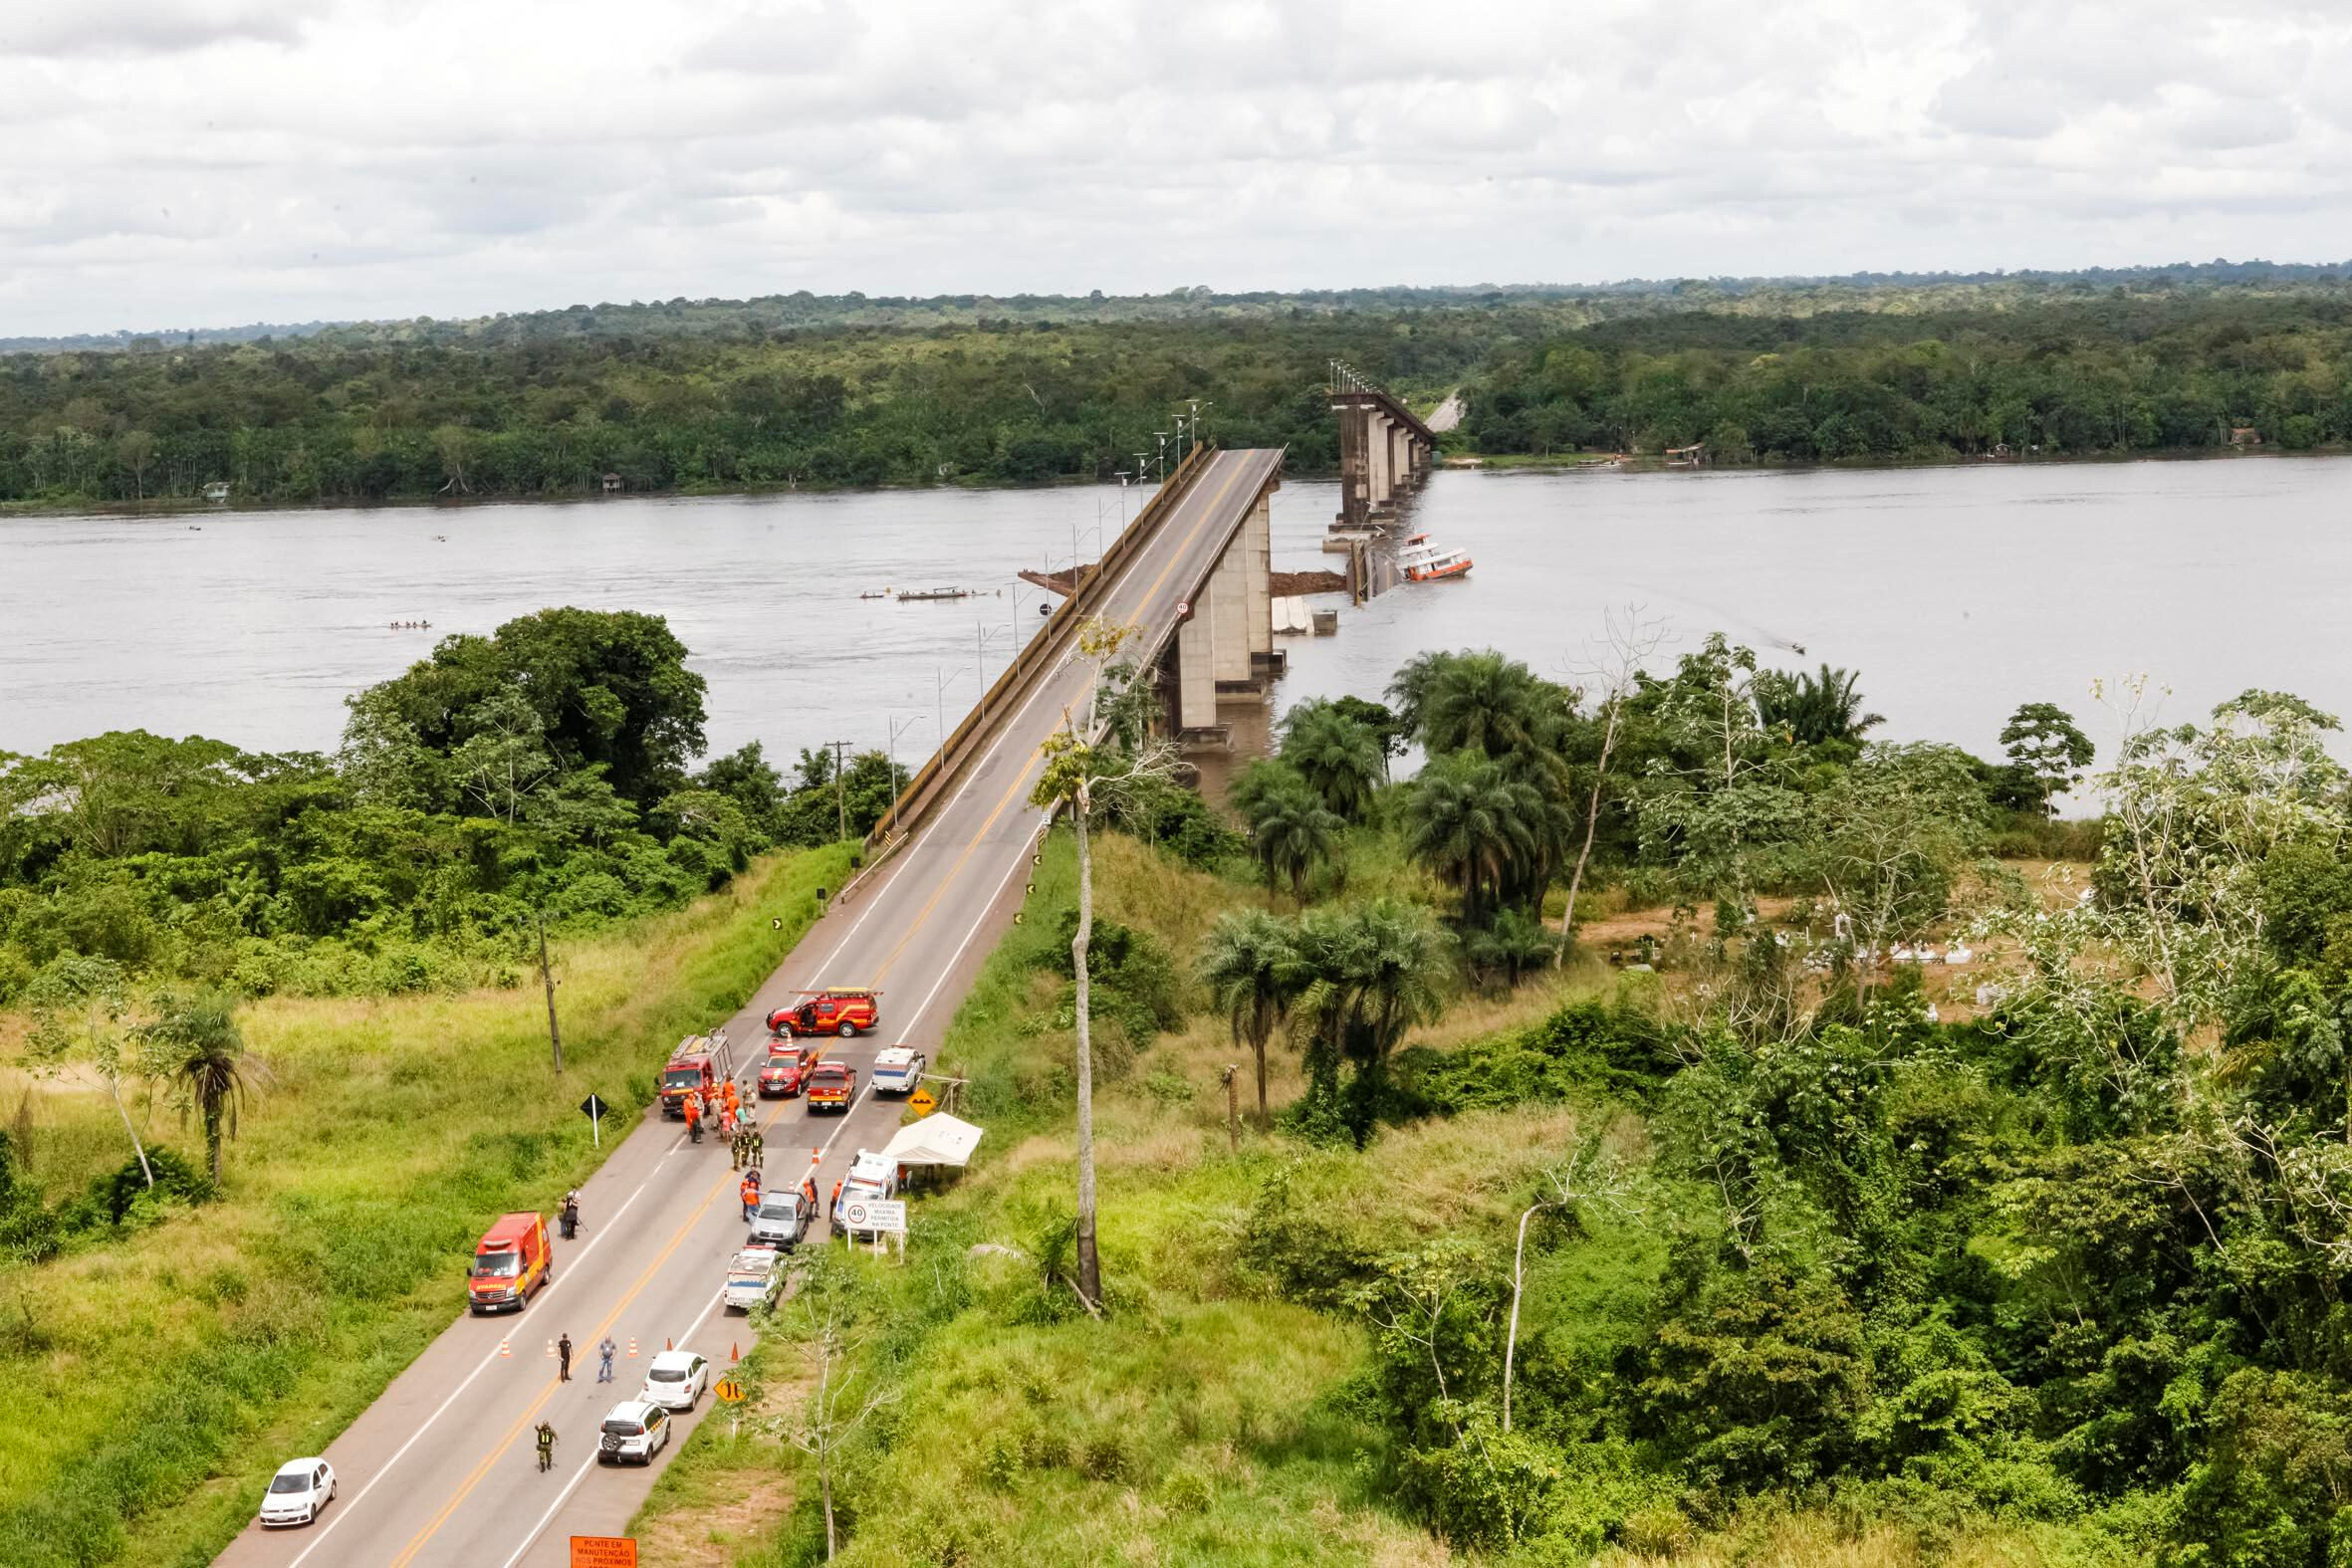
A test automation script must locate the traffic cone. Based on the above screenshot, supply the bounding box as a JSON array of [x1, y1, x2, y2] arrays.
[[731, 1342, 740, 1363], [627, 1336, 639, 1358], [499, 1338, 511, 1358], [665, 1336, 673, 1350], [546, 1339, 555, 1358]]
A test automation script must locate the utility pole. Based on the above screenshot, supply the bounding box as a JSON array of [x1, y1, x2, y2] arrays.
[[534, 906, 564, 1074], [827, 739, 851, 841]]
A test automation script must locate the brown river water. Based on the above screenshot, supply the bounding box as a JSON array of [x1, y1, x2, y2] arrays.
[[4, 454, 2346, 775]]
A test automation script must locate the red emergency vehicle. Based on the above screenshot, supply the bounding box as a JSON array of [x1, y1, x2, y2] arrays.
[[768, 988, 880, 1039], [467, 1212, 551, 1314], [659, 1032, 736, 1119], [758, 1042, 821, 1099]]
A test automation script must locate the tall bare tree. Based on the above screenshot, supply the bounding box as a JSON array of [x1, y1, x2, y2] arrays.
[[1028, 616, 1179, 1310], [1558, 607, 1667, 963]]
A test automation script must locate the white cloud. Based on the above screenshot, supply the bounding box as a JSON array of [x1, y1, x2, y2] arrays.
[[1, 0, 2348, 336]]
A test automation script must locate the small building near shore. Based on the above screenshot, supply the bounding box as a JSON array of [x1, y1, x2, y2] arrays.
[[2229, 426, 2261, 447], [600, 472, 624, 493]]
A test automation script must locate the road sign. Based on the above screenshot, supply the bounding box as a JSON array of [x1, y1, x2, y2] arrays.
[[1176, 598, 1190, 618], [841, 1198, 907, 1233], [908, 1087, 938, 1117], [579, 1093, 609, 1148], [570, 1537, 638, 1568], [715, 1378, 747, 1404]]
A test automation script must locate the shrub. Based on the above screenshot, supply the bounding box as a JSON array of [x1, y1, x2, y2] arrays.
[[1398, 1415, 1565, 1549]]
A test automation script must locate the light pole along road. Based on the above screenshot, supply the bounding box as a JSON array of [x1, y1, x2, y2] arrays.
[[212, 447, 1285, 1568]]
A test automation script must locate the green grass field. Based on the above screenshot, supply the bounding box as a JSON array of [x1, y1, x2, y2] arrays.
[[0, 842, 853, 1568]]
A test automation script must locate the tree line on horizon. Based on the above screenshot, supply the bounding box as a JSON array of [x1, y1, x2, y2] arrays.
[[1, 276, 2347, 506]]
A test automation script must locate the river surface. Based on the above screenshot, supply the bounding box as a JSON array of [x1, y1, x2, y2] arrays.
[[2, 456, 2346, 774]]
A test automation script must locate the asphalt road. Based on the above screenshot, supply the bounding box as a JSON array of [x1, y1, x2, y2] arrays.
[[212, 448, 1285, 1567]]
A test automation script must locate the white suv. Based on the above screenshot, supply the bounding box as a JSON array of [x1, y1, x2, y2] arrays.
[[597, 1401, 671, 1465], [638, 1349, 709, 1412]]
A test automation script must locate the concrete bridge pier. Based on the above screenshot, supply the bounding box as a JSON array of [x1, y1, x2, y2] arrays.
[[1164, 475, 1283, 742], [1330, 387, 1436, 531]]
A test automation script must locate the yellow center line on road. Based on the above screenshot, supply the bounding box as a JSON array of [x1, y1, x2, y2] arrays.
[[867, 455, 1254, 989], [385, 1160, 743, 1568]]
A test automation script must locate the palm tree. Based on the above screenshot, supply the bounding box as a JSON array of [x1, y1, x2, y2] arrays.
[[1294, 901, 1446, 1138], [1244, 769, 1343, 904], [1757, 664, 1886, 747], [1199, 911, 1305, 1126], [1403, 753, 1543, 925], [1466, 907, 1554, 990], [1280, 702, 1385, 820], [1417, 651, 1565, 760], [139, 992, 264, 1183]]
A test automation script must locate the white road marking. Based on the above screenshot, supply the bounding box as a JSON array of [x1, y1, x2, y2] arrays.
[[496, 1285, 731, 1568], [283, 1157, 672, 1567]]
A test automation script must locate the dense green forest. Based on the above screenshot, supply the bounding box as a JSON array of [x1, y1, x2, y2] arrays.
[[1216, 652, 2352, 1567], [4, 263, 2350, 506], [0, 608, 903, 1003]]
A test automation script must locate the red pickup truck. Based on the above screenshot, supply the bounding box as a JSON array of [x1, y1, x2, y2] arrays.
[[805, 1061, 856, 1114], [758, 1043, 820, 1099]]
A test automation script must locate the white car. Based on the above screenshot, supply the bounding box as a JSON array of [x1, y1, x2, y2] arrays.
[[869, 1046, 926, 1095], [257, 1457, 337, 1527], [596, 1400, 672, 1465], [638, 1349, 710, 1412]]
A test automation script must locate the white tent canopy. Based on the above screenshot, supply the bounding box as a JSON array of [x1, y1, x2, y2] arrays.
[[880, 1113, 985, 1168]]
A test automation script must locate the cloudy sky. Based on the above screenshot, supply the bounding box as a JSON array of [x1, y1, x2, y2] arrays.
[[4, 0, 2347, 336]]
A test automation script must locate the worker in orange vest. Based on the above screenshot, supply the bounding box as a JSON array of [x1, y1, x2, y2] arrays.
[[683, 1093, 702, 1144], [738, 1168, 761, 1222], [721, 1079, 740, 1121]]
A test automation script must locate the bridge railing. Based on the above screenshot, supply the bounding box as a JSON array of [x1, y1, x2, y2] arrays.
[[866, 441, 1221, 844]]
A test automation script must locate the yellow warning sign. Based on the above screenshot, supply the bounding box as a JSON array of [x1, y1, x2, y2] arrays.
[[908, 1087, 938, 1117], [715, 1378, 747, 1404]]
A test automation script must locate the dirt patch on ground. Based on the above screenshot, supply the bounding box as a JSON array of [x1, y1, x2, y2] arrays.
[[636, 1474, 797, 1565]]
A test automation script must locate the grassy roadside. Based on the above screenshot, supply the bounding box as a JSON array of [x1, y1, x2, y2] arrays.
[[0, 841, 854, 1568], [629, 830, 1591, 1565]]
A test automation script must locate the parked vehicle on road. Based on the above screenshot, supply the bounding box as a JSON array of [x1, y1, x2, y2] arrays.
[[638, 1349, 710, 1412], [869, 1046, 926, 1096], [466, 1212, 550, 1315], [724, 1245, 788, 1311], [769, 987, 880, 1038], [805, 1061, 856, 1114], [596, 1401, 671, 1465], [257, 1458, 336, 1528], [832, 1149, 901, 1238], [748, 1189, 814, 1250], [659, 1032, 735, 1118], [758, 1041, 821, 1098]]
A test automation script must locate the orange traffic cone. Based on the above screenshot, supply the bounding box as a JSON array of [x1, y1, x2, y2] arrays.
[[546, 1339, 555, 1358], [665, 1336, 673, 1350], [627, 1336, 639, 1358], [499, 1339, 511, 1358], [731, 1342, 740, 1363]]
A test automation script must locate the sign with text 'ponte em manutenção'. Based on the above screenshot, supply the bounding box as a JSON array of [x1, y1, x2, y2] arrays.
[[570, 1537, 637, 1568]]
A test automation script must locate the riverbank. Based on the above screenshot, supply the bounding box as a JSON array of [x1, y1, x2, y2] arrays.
[[0, 841, 851, 1568]]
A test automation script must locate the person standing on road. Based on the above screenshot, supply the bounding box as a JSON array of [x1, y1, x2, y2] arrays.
[[751, 1127, 766, 1166], [683, 1093, 701, 1143], [558, 1332, 574, 1382], [535, 1421, 556, 1472], [739, 1169, 761, 1222], [597, 1334, 615, 1383]]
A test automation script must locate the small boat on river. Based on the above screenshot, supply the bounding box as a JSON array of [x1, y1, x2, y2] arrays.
[[896, 586, 974, 602], [1397, 533, 1472, 582]]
